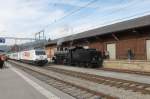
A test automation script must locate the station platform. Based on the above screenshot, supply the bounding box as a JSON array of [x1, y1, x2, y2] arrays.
[[0, 62, 75, 99], [104, 60, 150, 72]]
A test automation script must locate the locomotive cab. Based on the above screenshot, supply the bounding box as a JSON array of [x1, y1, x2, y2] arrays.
[[34, 50, 48, 65], [68, 47, 103, 68]]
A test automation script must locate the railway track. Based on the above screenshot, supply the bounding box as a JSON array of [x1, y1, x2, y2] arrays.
[[44, 66, 150, 95], [99, 68, 150, 76], [9, 61, 117, 99]]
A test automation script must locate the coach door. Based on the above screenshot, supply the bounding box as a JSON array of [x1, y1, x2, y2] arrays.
[[146, 40, 150, 60], [107, 43, 116, 60]]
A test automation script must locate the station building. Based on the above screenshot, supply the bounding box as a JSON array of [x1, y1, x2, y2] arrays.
[[45, 15, 150, 71]]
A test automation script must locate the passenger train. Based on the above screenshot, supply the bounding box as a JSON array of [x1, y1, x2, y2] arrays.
[[8, 49, 48, 66]]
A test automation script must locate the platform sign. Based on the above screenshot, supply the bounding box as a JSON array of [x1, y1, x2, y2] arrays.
[[0, 38, 5, 43]]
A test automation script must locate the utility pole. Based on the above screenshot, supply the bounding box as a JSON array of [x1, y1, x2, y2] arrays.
[[35, 30, 45, 41], [34, 30, 47, 49]]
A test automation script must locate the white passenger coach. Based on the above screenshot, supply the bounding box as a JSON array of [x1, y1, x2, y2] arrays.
[[8, 48, 48, 66]]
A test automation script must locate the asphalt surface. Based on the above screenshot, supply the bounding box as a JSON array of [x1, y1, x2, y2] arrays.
[[0, 62, 74, 99]]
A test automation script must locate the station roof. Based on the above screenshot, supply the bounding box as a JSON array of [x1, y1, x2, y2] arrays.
[[46, 15, 150, 46]]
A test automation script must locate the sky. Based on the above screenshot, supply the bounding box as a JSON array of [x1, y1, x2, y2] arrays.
[[0, 0, 150, 45]]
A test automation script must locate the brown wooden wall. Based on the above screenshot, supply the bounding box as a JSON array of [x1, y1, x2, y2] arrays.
[[89, 37, 147, 60], [89, 42, 104, 51], [87, 31, 150, 60], [116, 38, 146, 59]]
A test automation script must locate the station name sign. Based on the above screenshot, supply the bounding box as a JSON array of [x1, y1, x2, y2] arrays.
[[0, 38, 5, 43]]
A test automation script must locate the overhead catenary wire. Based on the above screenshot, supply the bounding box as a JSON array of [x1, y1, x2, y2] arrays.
[[88, 10, 150, 30], [0, 37, 35, 40], [55, 10, 150, 39], [43, 0, 140, 30], [70, 0, 145, 32], [46, 0, 140, 34], [36, 0, 98, 33], [75, 0, 140, 24], [36, 0, 150, 40]]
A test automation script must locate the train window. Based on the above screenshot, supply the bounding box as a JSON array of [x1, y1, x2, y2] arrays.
[[35, 51, 46, 55]]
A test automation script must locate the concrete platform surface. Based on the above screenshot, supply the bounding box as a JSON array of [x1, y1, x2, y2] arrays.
[[0, 62, 75, 99], [50, 65, 150, 84]]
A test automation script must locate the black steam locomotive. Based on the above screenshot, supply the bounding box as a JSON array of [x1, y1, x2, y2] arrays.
[[53, 46, 103, 68]]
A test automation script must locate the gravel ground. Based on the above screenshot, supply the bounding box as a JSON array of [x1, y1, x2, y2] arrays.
[[50, 65, 150, 84], [9, 61, 150, 99]]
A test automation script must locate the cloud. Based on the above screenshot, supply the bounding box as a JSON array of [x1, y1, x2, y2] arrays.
[[49, 24, 73, 39], [0, 0, 150, 45], [47, 0, 150, 40], [0, 0, 66, 45], [47, 22, 97, 40]]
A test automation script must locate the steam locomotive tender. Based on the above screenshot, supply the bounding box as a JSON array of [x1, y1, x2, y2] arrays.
[[53, 47, 103, 68]]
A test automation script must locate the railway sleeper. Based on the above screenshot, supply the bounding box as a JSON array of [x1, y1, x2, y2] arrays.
[[17, 64, 150, 96], [47, 67, 150, 93]]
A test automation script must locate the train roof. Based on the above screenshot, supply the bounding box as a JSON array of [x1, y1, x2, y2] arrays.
[[46, 15, 150, 46]]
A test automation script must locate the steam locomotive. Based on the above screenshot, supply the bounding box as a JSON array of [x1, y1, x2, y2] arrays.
[[53, 46, 103, 68]]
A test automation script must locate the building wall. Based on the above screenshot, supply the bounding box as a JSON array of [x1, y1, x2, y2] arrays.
[[116, 38, 146, 59], [87, 32, 150, 60], [89, 42, 104, 51], [45, 45, 57, 59]]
